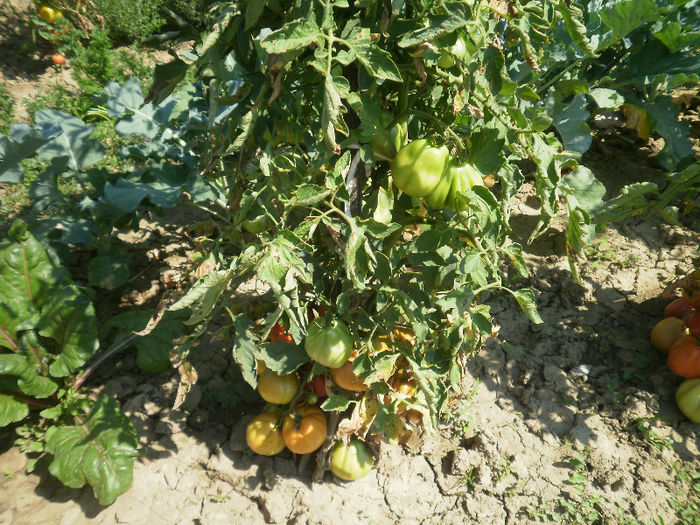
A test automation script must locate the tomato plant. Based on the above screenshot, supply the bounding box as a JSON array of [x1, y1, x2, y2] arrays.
[[282, 406, 327, 455], [257, 370, 300, 405], [668, 342, 700, 379], [246, 413, 285, 456], [269, 322, 293, 344], [38, 4, 62, 24], [676, 379, 700, 423], [304, 317, 354, 368], [650, 317, 685, 353], [329, 440, 374, 481]]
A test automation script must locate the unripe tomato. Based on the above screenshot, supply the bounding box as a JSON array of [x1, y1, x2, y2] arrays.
[[676, 378, 700, 423], [423, 167, 454, 209], [304, 316, 353, 368], [329, 440, 374, 480], [437, 34, 468, 68], [282, 405, 327, 454], [391, 139, 450, 197], [38, 5, 62, 24], [664, 298, 694, 319], [51, 53, 66, 65], [668, 341, 700, 378], [391, 377, 416, 396], [242, 214, 267, 234], [246, 413, 285, 455], [331, 361, 367, 392], [257, 370, 300, 404], [445, 163, 483, 211], [650, 317, 685, 353], [371, 116, 407, 161], [688, 312, 700, 338]]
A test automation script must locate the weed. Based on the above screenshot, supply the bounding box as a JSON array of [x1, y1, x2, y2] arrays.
[[670, 464, 700, 524], [461, 466, 478, 488], [633, 417, 674, 452], [0, 83, 14, 134]]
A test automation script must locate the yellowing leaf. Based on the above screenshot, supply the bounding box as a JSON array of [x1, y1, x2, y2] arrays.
[[623, 104, 651, 140]]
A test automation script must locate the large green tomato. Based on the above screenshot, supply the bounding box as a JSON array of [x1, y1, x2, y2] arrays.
[[304, 316, 353, 368], [330, 439, 374, 481], [423, 167, 454, 209], [676, 378, 700, 423], [445, 163, 483, 211], [391, 139, 450, 197], [437, 34, 469, 68]]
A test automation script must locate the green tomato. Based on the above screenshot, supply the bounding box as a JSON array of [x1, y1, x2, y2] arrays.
[[423, 167, 454, 209], [676, 378, 700, 423], [304, 316, 353, 368], [391, 139, 450, 197], [242, 213, 267, 234], [330, 439, 374, 481], [437, 34, 468, 68], [445, 163, 484, 211], [437, 51, 456, 69]]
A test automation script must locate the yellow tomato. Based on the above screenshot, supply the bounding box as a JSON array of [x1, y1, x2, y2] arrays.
[[246, 413, 285, 456], [257, 369, 300, 404]]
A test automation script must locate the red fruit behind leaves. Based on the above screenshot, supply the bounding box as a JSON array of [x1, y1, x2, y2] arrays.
[[311, 375, 327, 397], [269, 322, 293, 343], [688, 312, 700, 338], [664, 298, 695, 319]]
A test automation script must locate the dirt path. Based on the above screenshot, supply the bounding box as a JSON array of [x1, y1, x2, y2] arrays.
[[1, 200, 698, 524]]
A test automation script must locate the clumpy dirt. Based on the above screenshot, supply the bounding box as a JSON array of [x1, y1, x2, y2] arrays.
[[0, 187, 698, 524]]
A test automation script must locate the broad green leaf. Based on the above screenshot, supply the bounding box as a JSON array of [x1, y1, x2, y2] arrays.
[[509, 288, 543, 324], [45, 396, 138, 505], [557, 0, 596, 57], [88, 252, 131, 290], [102, 178, 182, 211], [18, 369, 58, 398], [103, 78, 145, 117], [591, 182, 658, 225], [260, 17, 322, 53], [598, 0, 659, 51], [103, 310, 187, 373], [397, 2, 470, 47], [169, 269, 233, 325], [0, 393, 28, 427], [28, 157, 71, 212], [321, 395, 353, 412], [257, 341, 309, 375], [35, 110, 105, 171], [469, 128, 505, 175], [588, 88, 624, 109], [245, 0, 267, 30], [290, 184, 332, 207], [552, 93, 591, 154], [39, 286, 99, 377], [232, 314, 258, 388], [16, 331, 56, 398], [561, 166, 606, 214], [635, 96, 694, 169], [322, 75, 345, 153], [0, 354, 28, 375], [0, 124, 57, 183], [653, 22, 700, 53]]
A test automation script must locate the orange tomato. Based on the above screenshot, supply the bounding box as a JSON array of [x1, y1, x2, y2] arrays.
[[282, 405, 327, 454], [650, 317, 685, 353], [51, 53, 66, 65], [668, 341, 700, 378], [246, 413, 285, 455], [257, 369, 300, 404], [331, 361, 367, 392], [269, 322, 293, 343]]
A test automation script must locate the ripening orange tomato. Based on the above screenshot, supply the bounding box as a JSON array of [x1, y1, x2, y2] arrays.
[[246, 413, 285, 456], [331, 361, 367, 392], [668, 341, 700, 378], [282, 405, 327, 454], [650, 317, 685, 353], [257, 369, 300, 404]]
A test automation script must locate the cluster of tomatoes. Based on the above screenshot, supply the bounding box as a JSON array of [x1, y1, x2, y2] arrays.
[[650, 294, 700, 423], [391, 139, 484, 211]]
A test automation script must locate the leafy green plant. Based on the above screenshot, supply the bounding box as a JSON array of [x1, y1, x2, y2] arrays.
[[0, 83, 14, 135], [0, 220, 138, 505], [90, 0, 166, 44]]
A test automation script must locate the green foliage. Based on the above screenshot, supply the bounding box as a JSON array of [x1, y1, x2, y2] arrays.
[[91, 0, 166, 44], [0, 83, 14, 135]]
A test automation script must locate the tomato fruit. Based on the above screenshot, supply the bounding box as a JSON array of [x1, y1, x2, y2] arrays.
[[51, 53, 66, 65], [282, 405, 327, 454], [311, 375, 327, 397], [687, 312, 700, 338], [391, 139, 450, 197], [242, 214, 267, 234], [437, 34, 468, 68], [329, 440, 374, 480], [304, 316, 353, 368], [668, 341, 700, 378], [445, 163, 483, 211], [331, 361, 367, 392], [246, 413, 285, 455], [650, 317, 685, 353], [257, 369, 300, 404], [38, 5, 62, 24], [676, 378, 700, 423], [670, 334, 698, 354], [269, 322, 293, 344], [664, 298, 694, 319], [392, 327, 416, 347], [423, 167, 454, 209]]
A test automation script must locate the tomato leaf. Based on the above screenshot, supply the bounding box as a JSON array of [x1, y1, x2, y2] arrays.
[[232, 314, 259, 389], [45, 396, 138, 505], [508, 288, 543, 325], [260, 17, 322, 54], [257, 341, 309, 376], [321, 394, 353, 412]]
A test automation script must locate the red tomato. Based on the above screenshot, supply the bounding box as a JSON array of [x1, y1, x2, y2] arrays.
[[664, 298, 694, 319], [311, 375, 327, 397], [668, 341, 700, 378], [269, 322, 293, 343], [688, 312, 700, 338], [51, 54, 66, 65]]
